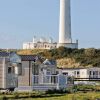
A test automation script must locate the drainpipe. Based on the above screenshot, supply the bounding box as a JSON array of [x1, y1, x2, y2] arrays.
[[2, 57, 6, 89], [29, 61, 31, 86]]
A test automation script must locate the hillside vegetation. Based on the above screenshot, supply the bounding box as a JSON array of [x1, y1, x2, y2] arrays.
[[17, 49, 45, 55], [16, 47, 100, 68]]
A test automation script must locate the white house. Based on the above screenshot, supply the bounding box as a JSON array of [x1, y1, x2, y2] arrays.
[[15, 55, 67, 91], [60, 67, 100, 84]]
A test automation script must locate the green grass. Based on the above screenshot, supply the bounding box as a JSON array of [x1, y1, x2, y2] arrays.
[[0, 92, 100, 100]]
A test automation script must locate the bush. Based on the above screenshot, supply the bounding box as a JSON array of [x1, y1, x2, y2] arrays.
[[66, 87, 74, 94], [45, 89, 67, 94], [28, 92, 34, 98], [13, 92, 19, 99], [74, 85, 95, 91]]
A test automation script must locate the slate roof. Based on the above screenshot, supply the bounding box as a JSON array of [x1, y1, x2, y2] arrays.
[[20, 55, 35, 61], [0, 52, 18, 62], [20, 55, 43, 62], [0, 52, 9, 57]]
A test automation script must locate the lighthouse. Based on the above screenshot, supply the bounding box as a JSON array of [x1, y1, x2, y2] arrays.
[[58, 0, 78, 48], [23, 0, 78, 50], [59, 0, 72, 43]]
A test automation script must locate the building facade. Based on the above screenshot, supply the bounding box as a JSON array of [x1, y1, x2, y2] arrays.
[[0, 52, 21, 90], [60, 67, 100, 84], [23, 40, 57, 49], [15, 55, 67, 91], [61, 67, 100, 79]]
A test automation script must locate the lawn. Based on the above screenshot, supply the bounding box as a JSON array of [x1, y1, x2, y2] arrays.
[[22, 92, 100, 100], [0, 92, 100, 100]]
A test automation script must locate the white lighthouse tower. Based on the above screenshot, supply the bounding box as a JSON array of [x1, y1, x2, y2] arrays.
[[58, 0, 78, 48]]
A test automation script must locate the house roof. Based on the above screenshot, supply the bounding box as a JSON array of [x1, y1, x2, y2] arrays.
[[0, 52, 21, 63], [20, 55, 36, 61], [20, 55, 43, 62], [58, 68, 88, 70], [0, 52, 9, 57]]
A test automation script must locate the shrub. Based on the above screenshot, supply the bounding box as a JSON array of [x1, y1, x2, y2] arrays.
[[45, 89, 67, 94], [66, 87, 74, 93], [28, 92, 34, 98], [75, 85, 95, 91], [13, 92, 19, 99]]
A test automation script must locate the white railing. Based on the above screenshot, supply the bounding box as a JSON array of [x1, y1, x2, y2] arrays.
[[32, 75, 59, 85], [89, 75, 100, 79]]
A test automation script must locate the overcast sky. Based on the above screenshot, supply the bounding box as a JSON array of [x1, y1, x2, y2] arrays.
[[0, 0, 100, 49]]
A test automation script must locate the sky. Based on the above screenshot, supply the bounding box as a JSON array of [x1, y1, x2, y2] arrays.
[[0, 0, 100, 49]]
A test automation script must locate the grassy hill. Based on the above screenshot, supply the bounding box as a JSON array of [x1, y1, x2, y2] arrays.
[[17, 49, 46, 55], [16, 47, 100, 68]]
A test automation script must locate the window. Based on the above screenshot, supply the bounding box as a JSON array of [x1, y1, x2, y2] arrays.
[[8, 67, 12, 74], [18, 63, 22, 75], [89, 71, 92, 75], [93, 71, 95, 75], [46, 69, 51, 75], [32, 64, 39, 75], [95, 71, 98, 75], [56, 71, 59, 75], [74, 71, 76, 75], [76, 71, 80, 78], [63, 72, 68, 75], [77, 71, 80, 75], [12, 66, 15, 73]]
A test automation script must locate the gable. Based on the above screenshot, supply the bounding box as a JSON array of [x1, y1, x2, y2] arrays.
[[10, 52, 21, 63]]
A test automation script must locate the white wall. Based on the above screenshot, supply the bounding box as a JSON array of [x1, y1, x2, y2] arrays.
[[23, 42, 57, 49], [57, 43, 78, 49], [61, 68, 88, 78]]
